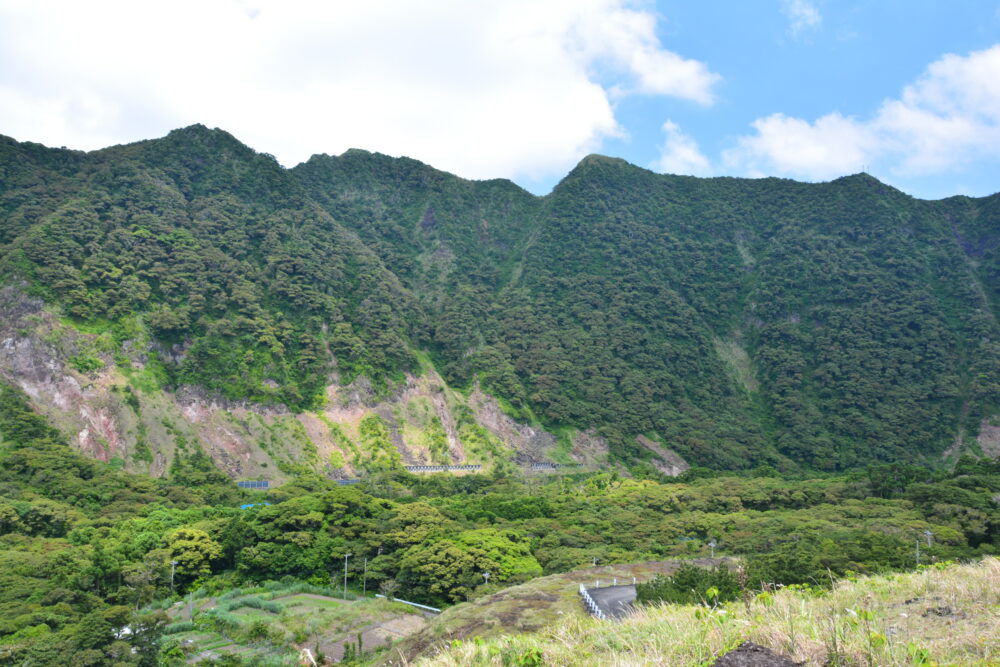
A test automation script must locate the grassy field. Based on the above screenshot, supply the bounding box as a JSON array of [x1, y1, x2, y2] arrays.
[[407, 558, 1000, 667], [280, 593, 346, 611], [384, 559, 728, 664], [158, 581, 428, 664]]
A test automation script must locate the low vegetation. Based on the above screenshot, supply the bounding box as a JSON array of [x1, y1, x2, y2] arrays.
[[158, 580, 423, 664], [421, 558, 1000, 666], [636, 564, 740, 606]]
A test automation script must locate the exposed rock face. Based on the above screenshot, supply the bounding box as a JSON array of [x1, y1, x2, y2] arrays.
[[569, 428, 609, 466], [468, 384, 556, 462], [976, 417, 1000, 459], [0, 284, 588, 481], [174, 384, 290, 419], [636, 435, 690, 476], [0, 283, 315, 477], [0, 284, 121, 462]]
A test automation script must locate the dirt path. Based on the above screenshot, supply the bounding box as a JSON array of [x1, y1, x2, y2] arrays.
[[310, 613, 427, 662]]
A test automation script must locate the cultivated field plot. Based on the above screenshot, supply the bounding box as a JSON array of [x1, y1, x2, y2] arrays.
[[157, 581, 428, 663]]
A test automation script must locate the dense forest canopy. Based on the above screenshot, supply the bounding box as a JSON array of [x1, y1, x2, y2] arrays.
[[3, 126, 1000, 472], [1, 379, 998, 663]]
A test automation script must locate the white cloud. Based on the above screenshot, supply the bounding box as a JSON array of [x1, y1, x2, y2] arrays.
[[879, 46, 1000, 171], [566, 7, 720, 103], [724, 112, 876, 180], [0, 0, 719, 183], [782, 0, 822, 37], [725, 44, 1000, 181], [653, 121, 711, 175]]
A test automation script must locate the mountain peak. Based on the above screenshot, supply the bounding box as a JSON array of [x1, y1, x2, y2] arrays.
[[575, 153, 634, 169], [833, 171, 882, 185], [165, 123, 228, 141], [158, 124, 259, 157], [340, 147, 376, 158], [830, 171, 912, 199], [550, 153, 651, 193]]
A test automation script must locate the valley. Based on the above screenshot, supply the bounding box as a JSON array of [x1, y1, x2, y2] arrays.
[[1, 128, 999, 665]]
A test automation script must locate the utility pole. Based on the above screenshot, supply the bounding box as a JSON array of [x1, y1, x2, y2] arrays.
[[915, 529, 935, 566], [482, 572, 491, 586], [709, 540, 717, 558], [362, 557, 368, 597], [343, 553, 352, 600], [170, 560, 178, 594]]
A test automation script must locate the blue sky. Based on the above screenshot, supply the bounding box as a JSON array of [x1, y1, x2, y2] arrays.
[[1, 1, 998, 199], [594, 1, 1000, 199]]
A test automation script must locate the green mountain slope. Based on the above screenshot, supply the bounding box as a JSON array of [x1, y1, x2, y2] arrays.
[[1, 126, 421, 409], [2, 126, 1000, 473], [492, 161, 1000, 470]]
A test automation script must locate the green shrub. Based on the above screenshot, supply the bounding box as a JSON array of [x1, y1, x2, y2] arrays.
[[221, 595, 283, 614], [68, 354, 103, 374], [635, 565, 740, 606], [162, 621, 196, 635]]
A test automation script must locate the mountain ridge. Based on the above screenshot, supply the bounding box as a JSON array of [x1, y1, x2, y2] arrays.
[[2, 125, 1000, 476], [10, 125, 984, 202]]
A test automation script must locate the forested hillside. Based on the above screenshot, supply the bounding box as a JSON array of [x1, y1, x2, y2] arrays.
[[2, 125, 1000, 474]]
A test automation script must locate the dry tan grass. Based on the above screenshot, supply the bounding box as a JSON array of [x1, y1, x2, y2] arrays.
[[410, 558, 1000, 667], [386, 560, 729, 665]]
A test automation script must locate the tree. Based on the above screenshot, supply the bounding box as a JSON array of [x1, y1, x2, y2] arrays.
[[164, 528, 222, 582], [121, 549, 169, 608], [379, 579, 399, 600], [396, 528, 541, 604]]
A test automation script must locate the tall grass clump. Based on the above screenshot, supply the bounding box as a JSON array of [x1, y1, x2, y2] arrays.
[[263, 580, 358, 600], [218, 585, 268, 602], [221, 595, 284, 614], [201, 609, 245, 636], [162, 621, 196, 635]]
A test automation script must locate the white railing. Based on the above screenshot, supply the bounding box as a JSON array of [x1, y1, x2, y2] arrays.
[[579, 583, 606, 620], [375, 594, 441, 613], [580, 578, 640, 621], [405, 464, 482, 472]]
